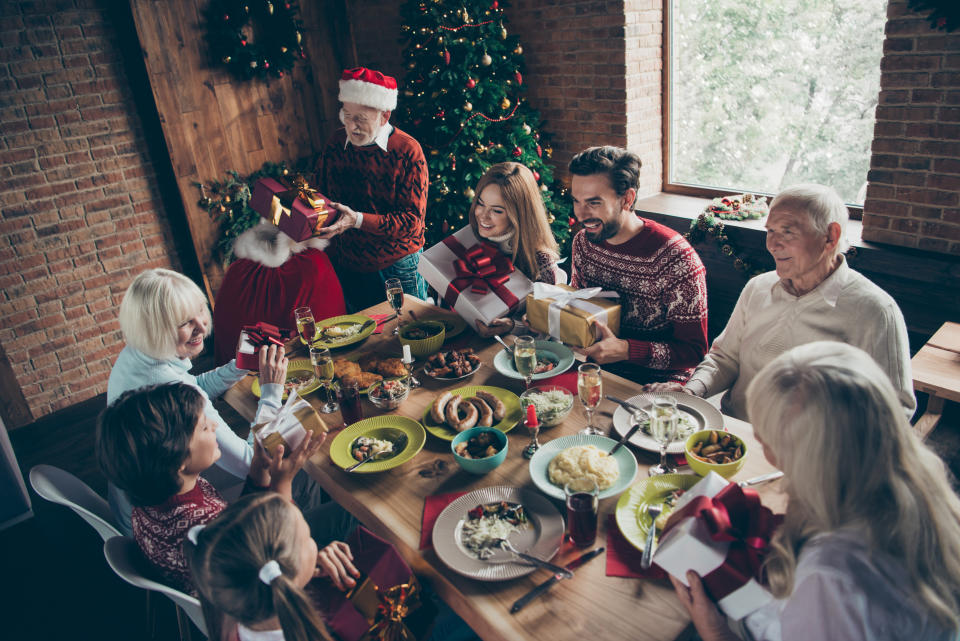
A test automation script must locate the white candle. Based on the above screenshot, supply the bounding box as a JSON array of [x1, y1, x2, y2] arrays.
[[402, 343, 413, 363]]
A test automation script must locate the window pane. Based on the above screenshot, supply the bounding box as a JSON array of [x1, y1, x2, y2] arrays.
[[668, 0, 886, 205]]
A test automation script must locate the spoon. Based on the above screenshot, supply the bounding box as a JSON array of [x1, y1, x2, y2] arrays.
[[494, 335, 514, 355], [344, 434, 407, 472]]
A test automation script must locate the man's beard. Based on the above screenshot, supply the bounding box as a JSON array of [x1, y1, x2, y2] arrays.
[[583, 218, 620, 244]]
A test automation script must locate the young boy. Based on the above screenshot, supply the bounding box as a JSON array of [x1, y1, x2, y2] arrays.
[[96, 382, 323, 594]]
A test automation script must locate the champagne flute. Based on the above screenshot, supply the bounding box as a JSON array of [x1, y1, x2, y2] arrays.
[[309, 346, 338, 413], [577, 363, 603, 435], [294, 306, 317, 345], [385, 277, 404, 335], [513, 335, 537, 390], [647, 395, 678, 476]]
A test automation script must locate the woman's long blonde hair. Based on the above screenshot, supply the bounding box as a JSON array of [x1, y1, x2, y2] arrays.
[[747, 341, 960, 631], [185, 493, 334, 641], [468, 162, 558, 281]]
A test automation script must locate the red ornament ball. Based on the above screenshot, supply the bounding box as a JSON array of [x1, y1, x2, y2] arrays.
[[442, 220, 450, 233], [241, 39, 247, 46], [264, 61, 270, 69], [515, 72, 522, 85], [533, 170, 540, 181], [491, 0, 499, 8], [568, 217, 577, 228], [466, 77, 476, 89], [278, 71, 284, 77], [436, 109, 445, 118], [444, 50, 451, 65], [512, 146, 522, 158], [223, 13, 230, 20], [536, 145, 542, 158]]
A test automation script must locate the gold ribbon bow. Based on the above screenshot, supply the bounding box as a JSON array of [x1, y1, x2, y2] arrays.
[[289, 174, 326, 213], [366, 582, 420, 641]]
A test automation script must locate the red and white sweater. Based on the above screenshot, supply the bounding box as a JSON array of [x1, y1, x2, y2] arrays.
[[132, 477, 226, 595], [571, 219, 708, 383], [317, 127, 428, 272]]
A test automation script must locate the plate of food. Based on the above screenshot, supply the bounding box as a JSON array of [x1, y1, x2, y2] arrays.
[[528, 433, 638, 501], [251, 358, 320, 399], [422, 348, 481, 381], [614, 473, 700, 552], [421, 385, 521, 441], [431, 486, 565, 581], [312, 314, 375, 349], [611, 391, 724, 454], [492, 339, 575, 381], [417, 313, 467, 342], [328, 416, 426, 473], [332, 352, 408, 394]]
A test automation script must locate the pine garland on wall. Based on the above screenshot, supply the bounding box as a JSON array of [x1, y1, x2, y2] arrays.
[[204, 0, 307, 80]]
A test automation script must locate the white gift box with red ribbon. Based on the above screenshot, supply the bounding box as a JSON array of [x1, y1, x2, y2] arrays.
[[418, 226, 533, 329]]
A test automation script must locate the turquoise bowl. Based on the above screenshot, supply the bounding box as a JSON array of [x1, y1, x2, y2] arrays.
[[450, 427, 508, 474]]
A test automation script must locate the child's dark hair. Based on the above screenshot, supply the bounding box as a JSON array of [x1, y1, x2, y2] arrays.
[[568, 146, 642, 198], [185, 493, 333, 641], [96, 383, 206, 506]]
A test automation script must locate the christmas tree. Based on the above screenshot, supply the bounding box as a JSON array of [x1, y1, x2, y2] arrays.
[[395, 0, 572, 253]]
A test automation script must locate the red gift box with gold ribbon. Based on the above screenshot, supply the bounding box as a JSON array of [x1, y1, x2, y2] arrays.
[[250, 177, 339, 242], [236, 321, 285, 370]]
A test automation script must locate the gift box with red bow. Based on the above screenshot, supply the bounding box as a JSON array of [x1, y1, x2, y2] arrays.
[[250, 177, 339, 242], [653, 471, 782, 620], [418, 226, 533, 329], [313, 526, 436, 641], [236, 321, 285, 371]]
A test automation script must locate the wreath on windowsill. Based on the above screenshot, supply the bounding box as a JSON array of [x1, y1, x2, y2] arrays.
[[204, 0, 306, 80], [908, 0, 959, 31]]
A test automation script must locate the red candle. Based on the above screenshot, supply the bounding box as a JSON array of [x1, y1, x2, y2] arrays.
[[526, 403, 539, 428]]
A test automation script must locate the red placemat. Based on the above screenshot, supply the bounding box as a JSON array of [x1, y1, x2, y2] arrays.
[[537, 370, 578, 394], [370, 313, 394, 335], [605, 514, 666, 579], [419, 490, 469, 549]]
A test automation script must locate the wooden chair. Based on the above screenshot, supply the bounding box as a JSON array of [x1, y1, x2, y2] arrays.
[[911, 322, 960, 438]]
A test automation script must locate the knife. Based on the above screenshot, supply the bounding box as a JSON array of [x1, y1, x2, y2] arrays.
[[605, 395, 649, 419], [510, 547, 605, 614], [738, 470, 784, 487], [609, 420, 643, 455]]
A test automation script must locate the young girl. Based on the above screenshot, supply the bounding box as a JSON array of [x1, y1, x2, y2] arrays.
[[467, 162, 563, 336], [185, 493, 358, 641]]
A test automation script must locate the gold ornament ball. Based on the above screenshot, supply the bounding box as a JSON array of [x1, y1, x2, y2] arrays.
[[501, 27, 507, 39], [282, 168, 289, 175], [437, 36, 444, 44], [548, 215, 555, 223], [540, 184, 548, 192], [500, 97, 510, 109], [407, 61, 416, 69], [476, 145, 484, 153], [523, 123, 531, 134], [267, 1, 274, 14], [296, 31, 302, 44], [514, 45, 523, 54], [280, 46, 287, 53], [464, 101, 472, 111], [481, 53, 492, 66], [250, 61, 257, 68], [222, 56, 232, 63], [464, 187, 476, 200]]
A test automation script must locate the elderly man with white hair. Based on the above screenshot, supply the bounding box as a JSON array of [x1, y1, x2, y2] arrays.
[[650, 184, 915, 420], [314, 67, 429, 311]]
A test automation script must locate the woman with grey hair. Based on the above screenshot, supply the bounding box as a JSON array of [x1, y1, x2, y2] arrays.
[[651, 183, 914, 420], [672, 341, 960, 640], [106, 268, 288, 534]]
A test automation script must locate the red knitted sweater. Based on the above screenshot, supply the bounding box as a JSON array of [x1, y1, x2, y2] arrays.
[[317, 127, 428, 272], [571, 219, 708, 383]]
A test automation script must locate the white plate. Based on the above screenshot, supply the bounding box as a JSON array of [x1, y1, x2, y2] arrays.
[[610, 391, 724, 454], [528, 434, 638, 501], [431, 486, 565, 581]]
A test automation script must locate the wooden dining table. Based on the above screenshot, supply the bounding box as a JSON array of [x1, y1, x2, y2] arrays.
[[223, 297, 787, 641]]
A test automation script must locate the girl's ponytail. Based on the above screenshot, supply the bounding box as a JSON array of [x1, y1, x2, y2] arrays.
[[271, 574, 333, 641]]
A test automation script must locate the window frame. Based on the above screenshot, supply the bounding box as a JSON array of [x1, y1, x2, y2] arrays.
[[660, 0, 864, 220]]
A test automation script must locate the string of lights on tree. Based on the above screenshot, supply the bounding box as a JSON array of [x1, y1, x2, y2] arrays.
[[204, 0, 306, 80], [394, 0, 572, 252]]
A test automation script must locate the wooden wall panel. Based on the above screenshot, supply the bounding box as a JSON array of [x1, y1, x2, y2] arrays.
[[128, 0, 350, 299]]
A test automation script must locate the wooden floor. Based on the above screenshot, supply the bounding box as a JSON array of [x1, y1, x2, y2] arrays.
[[2, 384, 959, 641]]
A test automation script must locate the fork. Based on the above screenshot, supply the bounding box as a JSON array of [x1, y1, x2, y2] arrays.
[[641, 504, 662, 569], [494, 335, 514, 355], [496, 538, 573, 578]]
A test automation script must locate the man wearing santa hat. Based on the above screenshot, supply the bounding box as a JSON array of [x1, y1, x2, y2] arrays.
[[315, 67, 429, 311]]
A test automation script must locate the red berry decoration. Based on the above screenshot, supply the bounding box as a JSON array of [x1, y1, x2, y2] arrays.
[[466, 77, 476, 89], [241, 39, 247, 46], [533, 170, 540, 181], [224, 13, 230, 20], [491, 0, 499, 8], [515, 71, 522, 85], [278, 71, 284, 77], [264, 61, 269, 69], [568, 217, 577, 227], [513, 146, 522, 158], [444, 49, 451, 65], [536, 145, 542, 158], [442, 220, 450, 233], [436, 109, 445, 118]]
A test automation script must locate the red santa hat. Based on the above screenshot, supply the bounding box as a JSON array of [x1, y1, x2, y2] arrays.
[[338, 67, 398, 112]]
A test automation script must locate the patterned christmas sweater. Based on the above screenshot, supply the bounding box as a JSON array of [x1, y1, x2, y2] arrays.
[[571, 219, 709, 383], [132, 477, 226, 595], [317, 127, 428, 272]]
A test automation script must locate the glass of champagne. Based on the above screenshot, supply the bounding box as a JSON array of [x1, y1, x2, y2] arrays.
[[385, 277, 404, 335], [648, 395, 678, 476], [294, 306, 317, 345], [577, 363, 603, 435], [309, 346, 338, 413], [513, 335, 537, 390]]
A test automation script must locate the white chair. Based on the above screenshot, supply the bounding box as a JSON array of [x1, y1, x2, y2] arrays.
[[28, 464, 121, 541], [104, 535, 207, 639]]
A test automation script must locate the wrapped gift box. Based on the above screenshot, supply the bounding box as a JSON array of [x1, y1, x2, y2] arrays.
[[250, 177, 339, 242], [252, 392, 327, 457], [418, 225, 533, 329], [236, 321, 285, 370], [653, 471, 781, 621], [314, 526, 437, 641], [526, 283, 621, 348]]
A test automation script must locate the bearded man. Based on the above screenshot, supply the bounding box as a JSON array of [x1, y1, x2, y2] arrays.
[[315, 67, 429, 310], [569, 146, 708, 384]]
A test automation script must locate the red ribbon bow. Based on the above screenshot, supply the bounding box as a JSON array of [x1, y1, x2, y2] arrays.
[[659, 483, 782, 601], [241, 322, 284, 349], [441, 235, 518, 310]]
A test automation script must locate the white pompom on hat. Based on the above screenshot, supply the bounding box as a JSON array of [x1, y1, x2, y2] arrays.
[[338, 67, 398, 112]]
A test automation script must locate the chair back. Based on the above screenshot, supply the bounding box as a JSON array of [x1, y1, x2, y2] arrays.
[[29, 464, 121, 541], [103, 536, 207, 637]]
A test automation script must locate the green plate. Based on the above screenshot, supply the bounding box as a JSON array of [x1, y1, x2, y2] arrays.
[[492, 339, 576, 381], [251, 358, 319, 400], [328, 416, 426, 473], [614, 473, 700, 551], [421, 385, 521, 441], [418, 313, 468, 343], [312, 314, 375, 349]]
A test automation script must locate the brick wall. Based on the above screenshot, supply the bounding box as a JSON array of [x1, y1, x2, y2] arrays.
[[0, 0, 179, 422], [862, 0, 960, 255]]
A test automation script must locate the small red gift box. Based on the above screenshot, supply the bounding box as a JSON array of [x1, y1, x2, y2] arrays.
[[236, 322, 284, 370], [250, 177, 339, 242]]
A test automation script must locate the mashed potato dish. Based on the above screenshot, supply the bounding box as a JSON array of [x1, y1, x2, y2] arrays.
[[547, 445, 619, 491]]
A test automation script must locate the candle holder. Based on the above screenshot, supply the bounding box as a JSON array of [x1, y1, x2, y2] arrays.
[[522, 403, 540, 459]]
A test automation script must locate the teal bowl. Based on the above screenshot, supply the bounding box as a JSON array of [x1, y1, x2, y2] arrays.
[[451, 427, 508, 474]]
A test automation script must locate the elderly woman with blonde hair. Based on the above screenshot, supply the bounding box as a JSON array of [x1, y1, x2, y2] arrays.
[[106, 268, 288, 534], [650, 184, 915, 420], [672, 341, 960, 641]]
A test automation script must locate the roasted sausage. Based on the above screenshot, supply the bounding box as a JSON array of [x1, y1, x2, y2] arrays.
[[444, 395, 478, 431], [467, 396, 494, 427], [475, 390, 505, 421], [431, 391, 453, 424]]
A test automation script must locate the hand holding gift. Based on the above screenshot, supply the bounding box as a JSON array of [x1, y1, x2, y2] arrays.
[[237, 322, 286, 371], [526, 283, 620, 348]]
